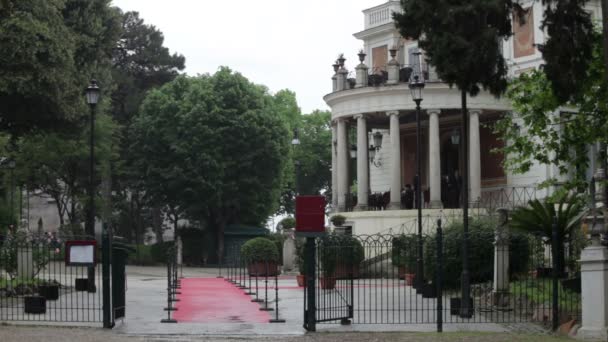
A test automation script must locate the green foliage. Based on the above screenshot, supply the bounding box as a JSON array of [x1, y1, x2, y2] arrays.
[[495, 33, 607, 192], [279, 217, 295, 230], [391, 234, 417, 270], [0, 234, 55, 280], [536, 0, 596, 103], [318, 234, 365, 277], [149, 241, 174, 264], [393, 0, 514, 97], [126, 244, 154, 265], [265, 233, 284, 265], [510, 194, 585, 275], [131, 69, 290, 258], [425, 217, 531, 289], [295, 237, 306, 274], [330, 215, 346, 226], [0, 0, 121, 135], [240, 237, 279, 263], [509, 278, 581, 312]]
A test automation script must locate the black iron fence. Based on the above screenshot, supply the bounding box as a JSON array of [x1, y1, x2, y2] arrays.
[[0, 234, 104, 323], [304, 215, 582, 331]]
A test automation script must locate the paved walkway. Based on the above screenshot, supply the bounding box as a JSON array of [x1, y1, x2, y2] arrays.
[[173, 278, 270, 323]]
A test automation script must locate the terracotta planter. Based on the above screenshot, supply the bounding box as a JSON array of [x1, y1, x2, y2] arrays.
[[320, 276, 336, 290], [247, 261, 279, 276], [296, 274, 306, 287], [405, 273, 416, 286]]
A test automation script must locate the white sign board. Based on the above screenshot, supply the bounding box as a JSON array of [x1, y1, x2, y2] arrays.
[[68, 245, 95, 265]]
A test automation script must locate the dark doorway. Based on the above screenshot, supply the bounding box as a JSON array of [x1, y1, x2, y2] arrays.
[[441, 138, 461, 208]]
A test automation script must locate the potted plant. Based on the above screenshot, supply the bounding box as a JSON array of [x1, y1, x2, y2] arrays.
[[318, 235, 340, 289], [392, 235, 417, 285], [334, 235, 364, 279], [38, 280, 59, 300], [330, 215, 347, 228], [241, 237, 280, 276], [295, 238, 307, 287]]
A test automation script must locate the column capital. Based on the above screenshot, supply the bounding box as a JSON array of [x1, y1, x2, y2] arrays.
[[386, 110, 400, 117], [353, 114, 365, 120], [426, 109, 441, 116]]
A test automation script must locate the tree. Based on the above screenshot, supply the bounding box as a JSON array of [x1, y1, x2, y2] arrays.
[[14, 114, 119, 230], [130, 69, 289, 262], [494, 33, 607, 191], [394, 0, 516, 316], [110, 10, 186, 243]]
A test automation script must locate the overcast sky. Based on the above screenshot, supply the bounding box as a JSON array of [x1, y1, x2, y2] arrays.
[[111, 0, 385, 114]]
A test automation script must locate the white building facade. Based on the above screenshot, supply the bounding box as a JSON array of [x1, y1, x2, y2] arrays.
[[326, 0, 603, 235]]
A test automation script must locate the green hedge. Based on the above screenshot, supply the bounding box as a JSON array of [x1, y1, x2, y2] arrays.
[[425, 217, 531, 289], [241, 237, 279, 263], [149, 241, 175, 263], [391, 234, 418, 270], [319, 234, 365, 276]]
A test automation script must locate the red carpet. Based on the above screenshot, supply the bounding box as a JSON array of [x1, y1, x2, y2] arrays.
[[173, 278, 271, 323]]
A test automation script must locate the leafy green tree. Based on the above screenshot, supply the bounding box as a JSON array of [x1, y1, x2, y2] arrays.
[[131, 69, 289, 262], [494, 33, 607, 191], [110, 10, 186, 243], [14, 115, 119, 229], [510, 195, 585, 276]]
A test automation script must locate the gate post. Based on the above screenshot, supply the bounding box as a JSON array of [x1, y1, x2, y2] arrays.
[[436, 218, 443, 333], [102, 223, 113, 328], [551, 217, 559, 331], [304, 237, 316, 331]]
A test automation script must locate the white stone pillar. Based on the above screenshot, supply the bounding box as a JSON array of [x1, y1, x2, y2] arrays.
[[428, 109, 442, 208], [337, 68, 348, 91], [177, 236, 183, 265], [578, 244, 608, 340], [493, 209, 510, 307], [355, 63, 368, 88], [469, 110, 482, 204], [336, 119, 349, 211], [282, 229, 296, 272], [386, 59, 400, 85], [387, 111, 402, 209], [17, 246, 34, 280], [355, 114, 369, 210], [331, 123, 338, 208]]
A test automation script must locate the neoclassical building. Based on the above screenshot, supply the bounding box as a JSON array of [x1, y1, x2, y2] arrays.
[[326, 0, 603, 235]]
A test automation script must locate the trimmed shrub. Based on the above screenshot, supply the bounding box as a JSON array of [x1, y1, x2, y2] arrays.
[[424, 217, 531, 289], [391, 234, 418, 271], [127, 245, 155, 265], [240, 237, 279, 263], [319, 234, 365, 276], [330, 215, 346, 227], [150, 241, 174, 263], [279, 217, 295, 230], [266, 233, 284, 265]]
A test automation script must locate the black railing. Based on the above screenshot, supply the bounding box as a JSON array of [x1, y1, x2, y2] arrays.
[[338, 185, 539, 213], [304, 218, 581, 330], [223, 242, 285, 323], [161, 243, 179, 323], [0, 234, 104, 323]]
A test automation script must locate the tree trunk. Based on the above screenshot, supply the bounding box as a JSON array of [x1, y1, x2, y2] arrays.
[[216, 217, 226, 265], [152, 205, 163, 243]]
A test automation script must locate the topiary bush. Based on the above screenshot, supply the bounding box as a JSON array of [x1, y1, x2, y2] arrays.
[[424, 217, 531, 289], [319, 234, 365, 277], [265, 233, 284, 265], [279, 217, 295, 230], [391, 234, 418, 271], [240, 237, 279, 263]]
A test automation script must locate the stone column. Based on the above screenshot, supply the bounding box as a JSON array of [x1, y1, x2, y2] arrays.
[[469, 110, 482, 205], [337, 67, 348, 91], [355, 63, 369, 88], [355, 114, 369, 210], [331, 123, 338, 208], [387, 111, 402, 209], [336, 118, 349, 211], [177, 235, 183, 265], [428, 109, 442, 208], [578, 244, 608, 339], [17, 246, 34, 280], [492, 208, 510, 307]]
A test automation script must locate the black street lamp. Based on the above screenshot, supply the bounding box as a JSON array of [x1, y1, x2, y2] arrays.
[[409, 66, 425, 290], [85, 79, 100, 292], [292, 128, 301, 196]]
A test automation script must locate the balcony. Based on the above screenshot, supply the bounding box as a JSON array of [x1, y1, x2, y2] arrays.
[[363, 1, 402, 30]]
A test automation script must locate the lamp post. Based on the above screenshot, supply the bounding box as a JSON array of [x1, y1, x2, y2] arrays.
[[409, 68, 425, 290], [85, 79, 100, 293], [8, 160, 15, 227], [292, 128, 301, 196]]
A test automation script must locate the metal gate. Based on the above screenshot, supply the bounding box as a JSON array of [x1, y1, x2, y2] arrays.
[[304, 215, 583, 331]]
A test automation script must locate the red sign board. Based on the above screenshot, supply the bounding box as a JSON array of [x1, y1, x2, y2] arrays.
[[295, 196, 326, 236]]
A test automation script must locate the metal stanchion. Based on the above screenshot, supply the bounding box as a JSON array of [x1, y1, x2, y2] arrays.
[[161, 247, 177, 323], [251, 266, 263, 303], [259, 261, 273, 311], [269, 264, 285, 323]]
